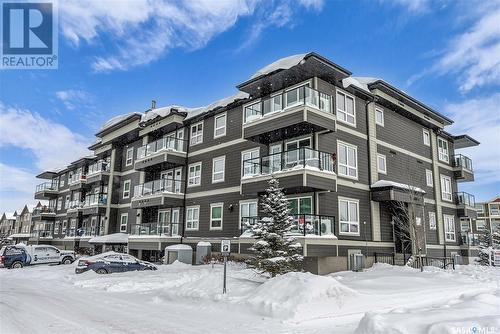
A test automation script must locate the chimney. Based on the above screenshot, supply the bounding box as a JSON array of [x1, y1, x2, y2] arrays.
[[151, 100, 157, 109]]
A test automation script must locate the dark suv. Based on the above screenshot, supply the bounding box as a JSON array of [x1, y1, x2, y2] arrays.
[[0, 245, 29, 269]]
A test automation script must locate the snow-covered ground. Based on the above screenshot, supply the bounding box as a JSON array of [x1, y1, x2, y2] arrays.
[[1, 262, 499, 334]]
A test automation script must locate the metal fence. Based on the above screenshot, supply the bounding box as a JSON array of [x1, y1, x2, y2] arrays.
[[374, 252, 456, 270]]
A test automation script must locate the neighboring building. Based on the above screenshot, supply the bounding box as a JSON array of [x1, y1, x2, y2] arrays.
[[475, 197, 500, 234], [10, 202, 42, 243], [0, 212, 17, 238], [32, 52, 480, 272]]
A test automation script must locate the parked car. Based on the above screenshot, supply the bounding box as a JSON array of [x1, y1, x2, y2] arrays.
[[75, 251, 157, 274], [0, 244, 75, 269]]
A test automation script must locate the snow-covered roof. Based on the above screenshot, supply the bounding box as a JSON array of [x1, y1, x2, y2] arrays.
[[342, 76, 380, 94], [26, 204, 38, 213], [250, 53, 308, 79], [196, 241, 212, 247], [184, 91, 249, 121], [165, 244, 193, 251], [98, 112, 141, 133], [88, 233, 129, 244], [141, 105, 192, 123], [9, 233, 30, 238], [371, 180, 426, 194], [4, 212, 15, 220]]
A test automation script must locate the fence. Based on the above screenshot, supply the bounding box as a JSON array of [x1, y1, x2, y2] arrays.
[[373, 252, 456, 270]]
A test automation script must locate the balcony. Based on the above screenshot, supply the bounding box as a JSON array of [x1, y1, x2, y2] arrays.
[[32, 206, 56, 220], [241, 214, 336, 237], [460, 231, 480, 247], [86, 160, 111, 184], [129, 222, 182, 237], [131, 178, 184, 209], [66, 200, 84, 218], [68, 173, 88, 190], [242, 86, 335, 144], [453, 154, 474, 182], [34, 182, 58, 200], [455, 192, 477, 219], [82, 193, 107, 216], [134, 137, 187, 171], [241, 148, 336, 195]]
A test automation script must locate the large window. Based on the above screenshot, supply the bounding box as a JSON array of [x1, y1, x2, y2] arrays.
[[120, 213, 128, 232], [375, 108, 384, 126], [186, 206, 200, 230], [214, 113, 226, 138], [190, 121, 203, 145], [426, 169, 434, 187], [440, 175, 452, 202], [212, 156, 225, 183], [210, 203, 223, 230], [423, 129, 430, 146], [125, 147, 134, 166], [288, 197, 312, 214], [240, 200, 258, 229], [476, 220, 486, 230], [188, 163, 202, 187], [338, 141, 358, 179], [57, 197, 62, 210], [437, 137, 449, 162], [339, 198, 359, 235], [444, 214, 456, 241], [242, 149, 260, 177], [428, 212, 436, 230], [377, 154, 387, 174], [123, 180, 131, 199], [336, 90, 356, 126]]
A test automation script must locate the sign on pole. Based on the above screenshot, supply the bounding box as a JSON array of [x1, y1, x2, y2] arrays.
[[221, 240, 231, 294]]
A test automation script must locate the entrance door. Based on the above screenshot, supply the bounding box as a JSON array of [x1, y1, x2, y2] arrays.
[[288, 197, 313, 233], [161, 170, 174, 192], [269, 144, 282, 173], [174, 168, 182, 193], [158, 210, 171, 235], [171, 209, 180, 236], [285, 138, 311, 168]]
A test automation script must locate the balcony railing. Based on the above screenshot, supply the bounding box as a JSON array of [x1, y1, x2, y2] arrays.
[[244, 85, 332, 123], [31, 230, 53, 238], [69, 173, 86, 185], [241, 214, 336, 237], [453, 154, 473, 171], [455, 192, 475, 207], [83, 193, 107, 207], [32, 206, 56, 215], [35, 182, 58, 192], [129, 222, 181, 236], [242, 147, 335, 178], [133, 178, 183, 198], [67, 200, 84, 210], [460, 231, 480, 246], [137, 136, 187, 160], [87, 160, 110, 176]]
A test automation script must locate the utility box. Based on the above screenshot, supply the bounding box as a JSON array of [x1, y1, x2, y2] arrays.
[[350, 253, 365, 272], [164, 244, 193, 265], [196, 241, 212, 264]]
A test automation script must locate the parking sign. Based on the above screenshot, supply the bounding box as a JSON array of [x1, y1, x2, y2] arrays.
[[221, 240, 230, 255]]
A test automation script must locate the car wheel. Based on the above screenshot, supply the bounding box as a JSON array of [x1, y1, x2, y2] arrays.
[[62, 257, 72, 265], [11, 261, 23, 269], [95, 268, 108, 275], [143, 267, 153, 271]]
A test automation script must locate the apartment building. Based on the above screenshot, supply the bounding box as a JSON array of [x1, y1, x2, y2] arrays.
[[475, 197, 500, 234], [0, 212, 17, 237], [33, 52, 480, 272]]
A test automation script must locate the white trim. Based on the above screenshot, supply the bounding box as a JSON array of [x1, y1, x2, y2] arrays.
[[338, 197, 360, 236], [444, 214, 456, 242], [212, 155, 226, 183], [122, 180, 131, 199], [241, 148, 260, 179], [185, 206, 200, 231], [377, 154, 387, 174], [375, 108, 384, 126], [125, 147, 134, 166], [213, 112, 227, 138], [335, 88, 356, 127], [422, 129, 430, 147], [440, 174, 452, 202], [337, 140, 358, 180], [239, 199, 258, 230], [188, 162, 202, 187], [210, 203, 224, 230], [190, 121, 204, 146], [437, 137, 449, 163], [120, 213, 128, 232], [428, 212, 437, 230], [426, 169, 434, 187]]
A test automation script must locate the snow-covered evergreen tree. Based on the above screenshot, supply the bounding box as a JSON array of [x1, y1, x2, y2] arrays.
[[246, 178, 303, 277], [476, 227, 500, 266]]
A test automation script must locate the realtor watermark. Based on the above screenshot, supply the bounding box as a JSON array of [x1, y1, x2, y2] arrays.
[[1, 0, 58, 69], [454, 326, 498, 333]]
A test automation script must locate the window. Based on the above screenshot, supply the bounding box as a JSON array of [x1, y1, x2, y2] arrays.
[[426, 169, 433, 187], [212, 156, 225, 183], [190, 122, 203, 145], [428, 212, 436, 230], [57, 197, 62, 211], [123, 180, 131, 199], [460, 220, 470, 232], [476, 220, 486, 230], [444, 214, 456, 241], [240, 200, 258, 229], [120, 213, 128, 232], [337, 141, 358, 179], [210, 203, 223, 230], [437, 137, 449, 162], [377, 154, 387, 174], [60, 174, 65, 187], [242, 149, 260, 177], [423, 129, 430, 146], [440, 175, 452, 201], [65, 195, 70, 209], [188, 163, 202, 187], [288, 197, 312, 214], [336, 90, 356, 126], [339, 198, 359, 235], [375, 108, 384, 126], [54, 221, 60, 234], [62, 220, 67, 235], [214, 113, 226, 138], [186, 206, 200, 230], [125, 147, 134, 166]]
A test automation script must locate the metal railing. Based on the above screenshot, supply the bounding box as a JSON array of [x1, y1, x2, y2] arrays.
[[455, 192, 475, 207], [83, 193, 107, 207], [30, 230, 53, 238], [68, 172, 86, 184], [460, 231, 480, 246], [87, 160, 110, 176], [67, 200, 84, 210], [137, 136, 187, 160], [453, 154, 473, 171], [35, 182, 58, 192], [242, 147, 335, 178], [374, 252, 456, 270], [129, 222, 182, 236], [241, 214, 336, 236], [133, 178, 183, 197], [244, 85, 332, 123], [32, 206, 56, 215]]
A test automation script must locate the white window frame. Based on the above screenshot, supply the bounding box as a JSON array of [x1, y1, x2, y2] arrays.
[[212, 156, 225, 183], [188, 162, 202, 187], [444, 214, 456, 242], [125, 147, 134, 166], [190, 121, 203, 146], [210, 203, 224, 230], [65, 195, 70, 209], [337, 141, 358, 179], [426, 169, 433, 187], [377, 154, 387, 174], [375, 108, 384, 126], [423, 129, 430, 147], [59, 174, 65, 188], [186, 206, 200, 231], [123, 180, 131, 199], [440, 175, 452, 202], [241, 148, 260, 178], [120, 213, 128, 232], [239, 200, 258, 230], [437, 137, 449, 163], [476, 219, 486, 231], [213, 113, 227, 138], [336, 89, 356, 127], [428, 212, 436, 230], [57, 197, 62, 211], [338, 197, 360, 236]]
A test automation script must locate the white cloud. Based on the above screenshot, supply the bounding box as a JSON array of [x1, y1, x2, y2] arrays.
[[0, 163, 40, 213], [55, 89, 93, 110], [383, 0, 433, 13], [59, 0, 323, 72]]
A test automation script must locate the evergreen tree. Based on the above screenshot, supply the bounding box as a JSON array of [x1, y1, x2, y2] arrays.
[[476, 231, 492, 265], [246, 178, 303, 277]]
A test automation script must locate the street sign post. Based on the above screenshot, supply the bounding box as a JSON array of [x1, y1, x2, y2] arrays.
[[221, 240, 231, 294]]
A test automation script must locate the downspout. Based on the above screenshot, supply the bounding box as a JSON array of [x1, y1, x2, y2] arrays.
[[181, 126, 190, 245]]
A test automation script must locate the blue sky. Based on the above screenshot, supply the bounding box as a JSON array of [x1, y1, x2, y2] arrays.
[[0, 0, 499, 212]]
